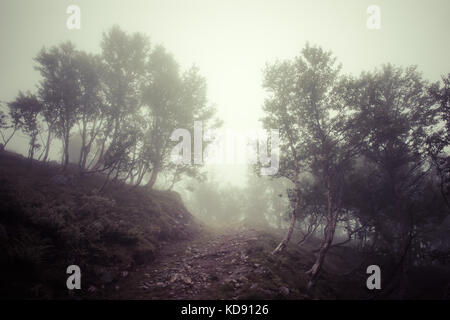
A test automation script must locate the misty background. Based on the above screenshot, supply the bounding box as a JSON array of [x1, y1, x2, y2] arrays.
[[1, 0, 449, 187], [1, 0, 450, 300]]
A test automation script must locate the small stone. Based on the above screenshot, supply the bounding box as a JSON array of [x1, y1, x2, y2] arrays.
[[182, 275, 193, 285], [279, 286, 290, 297], [170, 274, 177, 283]]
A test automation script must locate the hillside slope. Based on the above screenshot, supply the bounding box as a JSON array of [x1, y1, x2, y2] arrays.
[[0, 150, 202, 299]]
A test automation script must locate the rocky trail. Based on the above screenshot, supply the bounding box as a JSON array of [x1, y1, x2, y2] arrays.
[[105, 227, 298, 300]]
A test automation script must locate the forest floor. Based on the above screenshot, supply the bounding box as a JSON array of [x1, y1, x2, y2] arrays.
[[2, 151, 449, 300], [107, 227, 269, 299], [100, 225, 450, 300], [98, 225, 366, 300], [104, 227, 305, 299]]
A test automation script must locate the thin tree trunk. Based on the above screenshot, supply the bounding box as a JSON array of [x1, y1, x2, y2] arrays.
[[134, 164, 147, 187], [306, 210, 338, 289], [79, 130, 86, 170], [42, 127, 52, 163], [298, 218, 320, 246], [100, 166, 115, 192], [28, 134, 37, 165], [167, 167, 180, 191], [1, 126, 18, 148], [306, 173, 338, 290], [272, 210, 297, 255], [272, 174, 301, 254], [92, 137, 106, 171], [146, 164, 159, 189], [272, 165, 301, 254], [63, 131, 70, 171]]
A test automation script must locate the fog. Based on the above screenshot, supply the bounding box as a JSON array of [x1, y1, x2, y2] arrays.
[[1, 0, 450, 300], [2, 0, 449, 186]]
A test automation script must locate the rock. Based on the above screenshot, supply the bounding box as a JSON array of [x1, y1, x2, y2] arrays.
[[182, 276, 193, 285], [169, 273, 193, 285], [169, 274, 179, 283], [279, 286, 290, 297], [156, 282, 166, 288]]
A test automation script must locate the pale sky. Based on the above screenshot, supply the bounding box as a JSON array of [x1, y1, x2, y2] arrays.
[[1, 0, 449, 185]]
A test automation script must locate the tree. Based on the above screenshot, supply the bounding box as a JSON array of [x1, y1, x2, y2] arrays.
[[92, 26, 148, 173], [0, 101, 18, 149], [262, 44, 363, 288], [261, 51, 309, 254], [8, 92, 43, 162], [35, 42, 83, 170], [139, 46, 184, 188], [74, 52, 105, 171], [427, 74, 450, 210], [345, 65, 441, 295], [135, 48, 218, 189], [9, 25, 218, 194]]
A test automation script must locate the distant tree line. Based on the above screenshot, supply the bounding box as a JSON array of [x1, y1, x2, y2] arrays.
[[185, 168, 291, 227], [0, 26, 218, 190]]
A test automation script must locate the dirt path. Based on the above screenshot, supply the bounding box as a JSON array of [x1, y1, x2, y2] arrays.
[[108, 227, 267, 299]]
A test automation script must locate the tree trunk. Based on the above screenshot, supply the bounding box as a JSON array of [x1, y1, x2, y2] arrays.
[[272, 177, 301, 254], [146, 165, 159, 189], [92, 137, 106, 171], [1, 126, 18, 148], [272, 210, 297, 255], [28, 134, 37, 165], [167, 168, 180, 191], [78, 131, 86, 170], [63, 131, 70, 171], [306, 210, 338, 289], [306, 175, 338, 290], [42, 128, 52, 163]]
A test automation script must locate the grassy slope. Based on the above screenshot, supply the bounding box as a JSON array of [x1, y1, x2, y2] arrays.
[[0, 150, 202, 299]]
